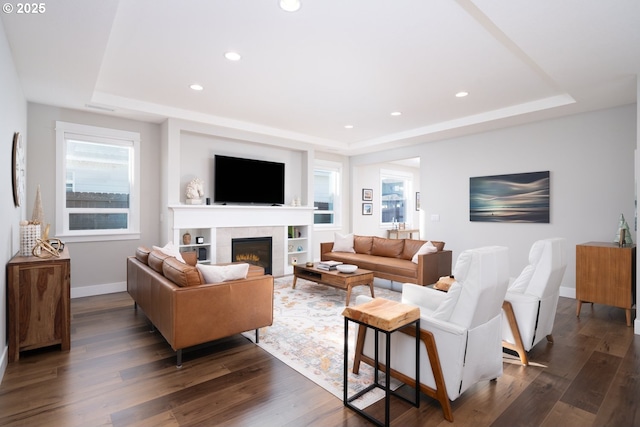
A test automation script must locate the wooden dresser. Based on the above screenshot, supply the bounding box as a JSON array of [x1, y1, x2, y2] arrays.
[[7, 247, 71, 362], [576, 242, 636, 326]]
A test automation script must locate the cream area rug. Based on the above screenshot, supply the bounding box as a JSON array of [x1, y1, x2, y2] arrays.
[[243, 276, 402, 408]]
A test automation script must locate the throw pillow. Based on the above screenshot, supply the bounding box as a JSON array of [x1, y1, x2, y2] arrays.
[[411, 240, 437, 263], [153, 241, 186, 264], [431, 281, 462, 321], [332, 232, 356, 253], [197, 263, 250, 283]]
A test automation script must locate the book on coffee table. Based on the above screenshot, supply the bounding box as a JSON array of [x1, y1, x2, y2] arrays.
[[317, 260, 343, 270]]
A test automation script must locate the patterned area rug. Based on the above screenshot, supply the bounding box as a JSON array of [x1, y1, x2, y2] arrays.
[[243, 276, 402, 408]]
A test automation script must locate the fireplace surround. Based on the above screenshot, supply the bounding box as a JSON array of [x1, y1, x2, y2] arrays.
[[169, 204, 314, 277]]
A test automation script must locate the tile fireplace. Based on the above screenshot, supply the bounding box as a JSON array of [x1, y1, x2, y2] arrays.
[[169, 204, 314, 277], [231, 237, 273, 275]]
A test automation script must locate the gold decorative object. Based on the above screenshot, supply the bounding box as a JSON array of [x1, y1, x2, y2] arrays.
[[32, 238, 64, 258], [31, 185, 44, 227]]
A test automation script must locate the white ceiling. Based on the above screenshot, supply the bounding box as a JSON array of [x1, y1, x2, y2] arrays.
[[2, 0, 639, 155]]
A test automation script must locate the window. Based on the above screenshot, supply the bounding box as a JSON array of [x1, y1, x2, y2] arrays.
[[314, 161, 341, 227], [380, 169, 412, 225], [55, 122, 140, 242]]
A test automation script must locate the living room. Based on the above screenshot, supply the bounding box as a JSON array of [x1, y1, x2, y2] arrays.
[[1, 2, 639, 425], [14, 103, 637, 302]]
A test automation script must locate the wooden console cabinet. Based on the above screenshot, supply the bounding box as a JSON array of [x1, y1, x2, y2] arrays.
[[576, 242, 636, 326], [7, 247, 70, 362]]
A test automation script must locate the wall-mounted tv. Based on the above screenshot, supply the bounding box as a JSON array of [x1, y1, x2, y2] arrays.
[[214, 155, 285, 205]]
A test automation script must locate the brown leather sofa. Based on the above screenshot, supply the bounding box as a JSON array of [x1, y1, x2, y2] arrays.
[[320, 236, 452, 286], [127, 247, 274, 366]]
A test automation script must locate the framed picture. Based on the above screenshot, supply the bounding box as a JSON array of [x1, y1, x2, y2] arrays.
[[362, 203, 373, 215], [362, 188, 373, 201], [415, 192, 420, 210], [470, 171, 550, 223]]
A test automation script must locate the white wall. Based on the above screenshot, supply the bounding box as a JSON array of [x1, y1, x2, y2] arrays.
[[26, 103, 162, 297], [0, 18, 27, 382], [352, 162, 420, 237], [160, 119, 316, 244], [350, 105, 636, 295], [179, 131, 303, 206]]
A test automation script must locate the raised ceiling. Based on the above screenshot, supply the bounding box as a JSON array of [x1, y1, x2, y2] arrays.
[[2, 0, 639, 155]]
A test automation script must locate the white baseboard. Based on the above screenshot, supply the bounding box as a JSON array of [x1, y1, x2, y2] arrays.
[[559, 285, 576, 299], [0, 346, 7, 385], [70, 281, 126, 299]]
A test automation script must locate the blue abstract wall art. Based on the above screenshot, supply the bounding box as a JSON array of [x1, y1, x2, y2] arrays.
[[470, 171, 550, 223]]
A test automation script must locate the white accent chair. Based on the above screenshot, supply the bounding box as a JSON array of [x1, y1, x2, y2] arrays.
[[501, 238, 567, 365], [352, 246, 509, 422]]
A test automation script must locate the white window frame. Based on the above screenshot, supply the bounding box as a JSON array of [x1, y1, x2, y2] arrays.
[[55, 121, 141, 242], [380, 169, 412, 227], [313, 160, 342, 229]]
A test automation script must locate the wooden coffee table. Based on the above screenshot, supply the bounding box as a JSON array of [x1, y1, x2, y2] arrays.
[[292, 263, 375, 306]]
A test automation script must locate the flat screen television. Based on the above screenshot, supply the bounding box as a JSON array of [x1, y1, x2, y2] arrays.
[[214, 155, 285, 205]]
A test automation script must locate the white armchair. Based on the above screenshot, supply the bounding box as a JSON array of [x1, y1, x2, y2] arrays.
[[352, 246, 509, 422], [501, 238, 567, 365]]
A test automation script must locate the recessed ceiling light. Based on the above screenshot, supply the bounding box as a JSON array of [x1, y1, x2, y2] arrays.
[[344, 125, 354, 129], [280, 0, 301, 12], [391, 111, 402, 116], [224, 51, 241, 61], [190, 84, 204, 91], [455, 91, 469, 98]]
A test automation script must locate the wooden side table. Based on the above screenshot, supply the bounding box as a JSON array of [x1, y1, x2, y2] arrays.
[[7, 247, 71, 362], [342, 298, 420, 426], [576, 242, 636, 326]]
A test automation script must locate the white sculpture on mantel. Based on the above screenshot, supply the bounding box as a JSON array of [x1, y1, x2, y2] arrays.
[[185, 178, 204, 205]]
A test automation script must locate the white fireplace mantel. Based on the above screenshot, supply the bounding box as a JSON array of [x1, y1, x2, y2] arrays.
[[169, 204, 315, 276], [169, 204, 315, 229]]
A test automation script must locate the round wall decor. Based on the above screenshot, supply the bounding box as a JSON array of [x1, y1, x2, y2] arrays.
[[12, 132, 25, 207]]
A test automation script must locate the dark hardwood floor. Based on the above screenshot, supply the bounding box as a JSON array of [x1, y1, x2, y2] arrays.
[[0, 290, 638, 426]]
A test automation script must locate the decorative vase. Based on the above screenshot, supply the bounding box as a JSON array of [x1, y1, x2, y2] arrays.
[[183, 232, 191, 245], [615, 214, 633, 246], [19, 221, 41, 256]]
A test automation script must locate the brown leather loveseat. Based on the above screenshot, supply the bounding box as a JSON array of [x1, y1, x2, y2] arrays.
[[127, 247, 274, 366], [320, 235, 452, 286]]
